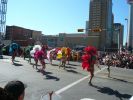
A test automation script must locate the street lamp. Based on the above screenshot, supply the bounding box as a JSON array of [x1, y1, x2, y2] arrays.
[[117, 28, 120, 54], [125, 18, 128, 49]]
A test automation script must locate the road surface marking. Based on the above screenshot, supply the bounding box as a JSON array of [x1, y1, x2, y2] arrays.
[[55, 67, 107, 94], [130, 96, 133, 100], [80, 98, 95, 100]]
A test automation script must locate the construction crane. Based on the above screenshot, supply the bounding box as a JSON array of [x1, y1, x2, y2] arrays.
[[0, 0, 7, 42]]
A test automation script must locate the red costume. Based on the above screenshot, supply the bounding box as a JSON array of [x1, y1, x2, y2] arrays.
[[82, 46, 97, 70]]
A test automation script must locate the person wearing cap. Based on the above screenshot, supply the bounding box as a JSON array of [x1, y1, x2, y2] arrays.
[[4, 80, 26, 100]]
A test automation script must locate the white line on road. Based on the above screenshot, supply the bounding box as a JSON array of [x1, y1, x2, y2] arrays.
[[55, 67, 107, 95], [80, 98, 95, 100], [130, 96, 133, 100]]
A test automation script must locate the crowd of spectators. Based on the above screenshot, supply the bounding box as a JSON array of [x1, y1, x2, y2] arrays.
[[98, 51, 133, 69]]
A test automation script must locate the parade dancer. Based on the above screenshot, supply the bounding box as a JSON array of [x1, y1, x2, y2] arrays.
[[31, 45, 41, 69], [35, 49, 46, 73], [66, 47, 71, 64], [56, 48, 62, 67], [24, 45, 33, 63], [105, 54, 111, 77], [41, 45, 48, 58], [47, 50, 52, 65], [95, 54, 101, 70], [59, 47, 67, 69], [47, 48, 56, 65], [9, 42, 20, 64], [82, 46, 97, 85]]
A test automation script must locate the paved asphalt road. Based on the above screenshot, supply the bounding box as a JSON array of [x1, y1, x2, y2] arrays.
[[0, 56, 133, 100]]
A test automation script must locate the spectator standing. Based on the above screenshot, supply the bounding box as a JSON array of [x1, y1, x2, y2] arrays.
[[4, 80, 26, 100], [0, 87, 15, 100]]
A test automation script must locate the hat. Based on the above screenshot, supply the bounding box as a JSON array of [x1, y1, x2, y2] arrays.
[[4, 80, 27, 99]]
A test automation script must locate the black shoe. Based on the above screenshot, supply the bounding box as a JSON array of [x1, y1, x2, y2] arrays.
[[88, 82, 93, 86]]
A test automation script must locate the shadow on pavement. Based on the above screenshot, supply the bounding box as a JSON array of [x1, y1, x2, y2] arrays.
[[67, 63, 79, 66], [96, 76, 133, 84], [13, 62, 23, 66], [65, 69, 80, 74], [44, 72, 60, 81], [51, 64, 59, 66], [90, 84, 132, 100], [45, 74, 60, 81], [110, 77, 133, 84], [65, 66, 77, 69], [110, 77, 128, 83], [44, 71, 53, 75], [37, 70, 60, 81]]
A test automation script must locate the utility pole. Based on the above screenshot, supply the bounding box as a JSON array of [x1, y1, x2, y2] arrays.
[[0, 0, 8, 43], [127, 0, 133, 51], [0, 0, 7, 58], [125, 18, 128, 49]]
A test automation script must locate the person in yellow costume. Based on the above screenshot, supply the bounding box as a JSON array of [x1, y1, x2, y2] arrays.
[[57, 50, 62, 60], [59, 47, 67, 69]]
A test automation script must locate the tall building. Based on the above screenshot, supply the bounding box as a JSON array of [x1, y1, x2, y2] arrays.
[[88, 0, 113, 50], [113, 23, 124, 50], [85, 21, 89, 35], [127, 0, 133, 48]]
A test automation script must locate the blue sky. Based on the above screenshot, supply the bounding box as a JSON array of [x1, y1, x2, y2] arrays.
[[6, 0, 129, 45]]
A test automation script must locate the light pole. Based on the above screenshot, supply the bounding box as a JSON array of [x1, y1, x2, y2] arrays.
[[117, 29, 120, 54], [125, 18, 128, 49]]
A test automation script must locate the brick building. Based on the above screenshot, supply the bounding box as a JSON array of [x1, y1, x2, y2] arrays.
[[5, 26, 42, 46]]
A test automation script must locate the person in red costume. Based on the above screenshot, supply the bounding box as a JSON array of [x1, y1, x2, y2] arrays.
[[82, 46, 98, 85], [34, 49, 46, 74]]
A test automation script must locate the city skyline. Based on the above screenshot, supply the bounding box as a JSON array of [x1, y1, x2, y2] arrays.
[[6, 0, 129, 45]]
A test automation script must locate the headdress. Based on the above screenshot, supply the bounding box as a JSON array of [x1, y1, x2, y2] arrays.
[[84, 46, 97, 55]]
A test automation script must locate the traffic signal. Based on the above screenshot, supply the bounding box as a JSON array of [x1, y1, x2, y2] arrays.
[[92, 28, 102, 32], [77, 29, 84, 32]]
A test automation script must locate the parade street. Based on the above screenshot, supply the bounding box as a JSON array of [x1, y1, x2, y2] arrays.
[[0, 56, 133, 100]]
